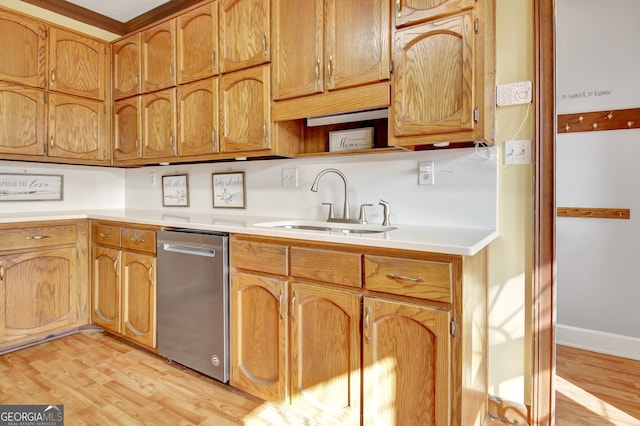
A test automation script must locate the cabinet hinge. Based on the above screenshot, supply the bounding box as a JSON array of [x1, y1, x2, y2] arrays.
[[474, 18, 480, 34], [450, 318, 457, 337], [474, 107, 480, 123], [389, 61, 394, 74]]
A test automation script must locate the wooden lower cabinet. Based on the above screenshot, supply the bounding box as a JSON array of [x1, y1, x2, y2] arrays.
[[362, 297, 451, 426], [91, 221, 157, 350], [230, 234, 487, 425], [0, 221, 89, 350]]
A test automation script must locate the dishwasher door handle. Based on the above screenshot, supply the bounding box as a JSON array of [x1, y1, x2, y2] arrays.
[[161, 243, 216, 257]]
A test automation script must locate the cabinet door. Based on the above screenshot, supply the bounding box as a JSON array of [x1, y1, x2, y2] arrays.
[[142, 20, 176, 93], [0, 248, 78, 343], [325, 0, 390, 91], [113, 96, 142, 163], [177, 78, 219, 157], [230, 272, 288, 402], [121, 251, 156, 349], [48, 93, 108, 161], [92, 246, 121, 334], [271, 0, 323, 100], [392, 12, 474, 138], [220, 0, 270, 73], [362, 297, 451, 426], [220, 65, 270, 152], [49, 27, 107, 100], [0, 10, 46, 88], [290, 282, 361, 424], [142, 88, 177, 159], [0, 82, 46, 156], [113, 33, 141, 100], [177, 2, 219, 84], [394, 0, 474, 28]]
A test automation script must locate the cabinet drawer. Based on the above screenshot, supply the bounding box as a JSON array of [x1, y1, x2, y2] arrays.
[[93, 224, 121, 247], [0, 225, 76, 251], [230, 238, 288, 276], [291, 247, 361, 288], [121, 228, 156, 253], [364, 255, 451, 303]]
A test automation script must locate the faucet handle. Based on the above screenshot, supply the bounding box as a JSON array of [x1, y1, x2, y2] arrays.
[[359, 204, 373, 224], [322, 202, 334, 221], [379, 199, 391, 226]]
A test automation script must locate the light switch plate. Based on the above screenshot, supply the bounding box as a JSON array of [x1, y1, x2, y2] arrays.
[[282, 168, 298, 187], [504, 139, 531, 164]]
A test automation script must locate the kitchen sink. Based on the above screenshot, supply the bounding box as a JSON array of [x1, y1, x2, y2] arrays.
[[253, 220, 397, 234]]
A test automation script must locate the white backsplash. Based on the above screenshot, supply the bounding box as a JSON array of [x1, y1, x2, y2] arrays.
[[125, 147, 498, 229]]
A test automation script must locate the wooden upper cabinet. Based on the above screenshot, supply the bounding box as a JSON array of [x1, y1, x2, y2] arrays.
[[324, 0, 390, 92], [177, 78, 219, 156], [272, 0, 390, 101], [177, 1, 219, 84], [391, 12, 475, 140], [220, 0, 270, 73], [49, 27, 107, 100], [48, 93, 108, 162], [394, 0, 474, 28], [362, 296, 451, 426], [113, 33, 141, 100], [142, 88, 177, 159], [0, 82, 46, 156], [220, 65, 270, 152], [0, 9, 47, 88], [142, 20, 176, 93], [113, 96, 142, 163]]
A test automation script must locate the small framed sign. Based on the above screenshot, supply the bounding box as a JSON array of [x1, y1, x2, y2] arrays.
[[212, 171, 246, 209], [0, 173, 63, 201], [162, 174, 189, 207], [328, 127, 374, 152]]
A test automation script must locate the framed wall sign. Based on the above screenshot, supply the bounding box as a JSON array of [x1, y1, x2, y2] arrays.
[[0, 174, 64, 201], [328, 127, 374, 152], [212, 171, 246, 208], [162, 174, 190, 207]]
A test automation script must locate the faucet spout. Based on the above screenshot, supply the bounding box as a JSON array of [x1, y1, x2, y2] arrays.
[[310, 168, 352, 220]]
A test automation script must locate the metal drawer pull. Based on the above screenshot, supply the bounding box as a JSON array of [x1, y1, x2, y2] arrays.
[[26, 235, 52, 240], [364, 306, 371, 344], [386, 273, 424, 283], [0, 263, 4, 286], [148, 265, 154, 283], [99, 232, 112, 238], [290, 291, 297, 321], [130, 238, 145, 243], [278, 290, 284, 320]]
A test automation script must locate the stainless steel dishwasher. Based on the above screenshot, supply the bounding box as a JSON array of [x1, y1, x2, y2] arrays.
[[156, 229, 229, 383]]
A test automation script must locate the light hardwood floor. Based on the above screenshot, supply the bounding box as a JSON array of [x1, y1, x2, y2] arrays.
[[556, 344, 640, 426], [0, 331, 319, 425]]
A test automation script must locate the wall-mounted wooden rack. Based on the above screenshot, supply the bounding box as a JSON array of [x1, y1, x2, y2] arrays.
[[556, 207, 630, 219], [557, 107, 640, 133]]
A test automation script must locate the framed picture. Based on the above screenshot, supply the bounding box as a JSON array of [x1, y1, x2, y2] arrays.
[[212, 171, 246, 208], [328, 127, 374, 152], [0, 173, 64, 201], [162, 174, 189, 207]]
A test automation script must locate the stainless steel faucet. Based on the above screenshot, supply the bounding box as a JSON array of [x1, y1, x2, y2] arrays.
[[310, 168, 358, 223]]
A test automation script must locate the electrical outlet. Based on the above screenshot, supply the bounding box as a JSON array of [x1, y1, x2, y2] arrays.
[[149, 172, 157, 187], [282, 168, 298, 188], [418, 161, 434, 185]]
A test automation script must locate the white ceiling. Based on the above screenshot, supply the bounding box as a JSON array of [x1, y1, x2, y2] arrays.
[[66, 0, 170, 22]]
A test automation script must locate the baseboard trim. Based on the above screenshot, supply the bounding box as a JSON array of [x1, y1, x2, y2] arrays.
[[556, 324, 640, 361]]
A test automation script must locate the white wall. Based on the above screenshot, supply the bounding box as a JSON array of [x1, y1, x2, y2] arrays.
[[556, 0, 640, 359], [124, 148, 498, 229], [0, 161, 125, 213]]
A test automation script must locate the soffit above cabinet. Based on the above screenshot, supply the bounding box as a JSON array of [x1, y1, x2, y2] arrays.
[[20, 0, 204, 35]]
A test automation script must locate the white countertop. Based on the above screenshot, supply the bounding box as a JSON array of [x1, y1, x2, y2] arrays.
[[0, 209, 498, 256]]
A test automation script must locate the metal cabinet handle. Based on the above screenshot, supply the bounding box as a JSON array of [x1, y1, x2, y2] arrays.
[[263, 33, 268, 58], [212, 48, 217, 70], [262, 121, 268, 141], [169, 134, 174, 148], [396, 0, 402, 18], [136, 72, 140, 89], [99, 232, 112, 238], [51, 67, 56, 84], [386, 273, 424, 283], [26, 235, 52, 240], [114, 257, 120, 276], [290, 291, 297, 321], [315, 59, 320, 83], [326, 56, 333, 82], [0, 263, 4, 286], [130, 238, 145, 243], [50, 135, 55, 149], [364, 306, 371, 344], [278, 290, 284, 320], [148, 265, 154, 284]]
